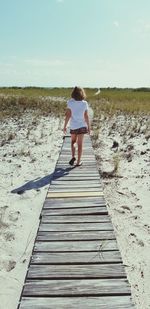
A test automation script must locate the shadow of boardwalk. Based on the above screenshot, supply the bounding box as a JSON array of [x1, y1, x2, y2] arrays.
[[11, 167, 74, 194]]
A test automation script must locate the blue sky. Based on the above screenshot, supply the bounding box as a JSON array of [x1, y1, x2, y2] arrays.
[[0, 0, 150, 87]]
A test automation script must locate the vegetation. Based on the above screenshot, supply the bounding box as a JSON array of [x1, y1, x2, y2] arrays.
[[0, 86, 150, 120], [89, 89, 150, 115]]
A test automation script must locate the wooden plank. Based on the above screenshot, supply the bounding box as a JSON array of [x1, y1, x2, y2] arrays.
[[56, 161, 96, 168], [22, 279, 131, 296], [50, 183, 102, 188], [51, 180, 101, 185], [58, 158, 96, 161], [55, 172, 99, 175], [36, 230, 115, 241], [59, 156, 96, 159], [41, 215, 111, 223], [58, 163, 97, 165], [53, 174, 100, 178], [27, 264, 126, 279], [34, 240, 118, 252], [48, 187, 102, 192], [19, 296, 135, 309], [47, 192, 104, 198], [43, 202, 106, 209], [31, 251, 122, 264], [44, 197, 106, 208], [39, 222, 113, 232], [42, 206, 108, 215], [52, 177, 100, 181], [53, 171, 100, 175], [55, 165, 98, 170]]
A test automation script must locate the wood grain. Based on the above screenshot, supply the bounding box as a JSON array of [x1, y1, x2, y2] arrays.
[[31, 251, 122, 264], [39, 222, 114, 232], [34, 239, 118, 252], [19, 296, 135, 309], [36, 230, 115, 241], [42, 207, 108, 215], [47, 192, 104, 198], [27, 263, 126, 279], [41, 214, 110, 223], [22, 278, 131, 296]]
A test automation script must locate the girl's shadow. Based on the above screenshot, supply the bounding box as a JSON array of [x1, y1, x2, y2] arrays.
[[11, 167, 74, 194]]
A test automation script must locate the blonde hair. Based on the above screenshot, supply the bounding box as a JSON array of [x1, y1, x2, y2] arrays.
[[71, 86, 86, 101]]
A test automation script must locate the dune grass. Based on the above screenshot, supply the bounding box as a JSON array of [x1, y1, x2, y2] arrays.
[[89, 89, 150, 115], [0, 87, 150, 120]]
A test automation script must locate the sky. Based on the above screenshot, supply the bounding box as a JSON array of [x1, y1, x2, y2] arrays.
[[0, 0, 150, 88]]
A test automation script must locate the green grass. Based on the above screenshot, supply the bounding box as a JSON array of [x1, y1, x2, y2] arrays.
[[0, 86, 72, 98], [0, 87, 150, 120], [90, 89, 150, 115]]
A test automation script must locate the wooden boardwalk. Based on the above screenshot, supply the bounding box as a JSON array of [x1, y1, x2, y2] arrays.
[[18, 135, 135, 309]]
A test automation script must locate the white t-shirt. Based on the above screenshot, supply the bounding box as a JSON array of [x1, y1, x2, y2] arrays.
[[67, 99, 88, 130]]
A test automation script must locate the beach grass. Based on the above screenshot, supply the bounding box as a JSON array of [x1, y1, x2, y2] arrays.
[[0, 87, 150, 120]]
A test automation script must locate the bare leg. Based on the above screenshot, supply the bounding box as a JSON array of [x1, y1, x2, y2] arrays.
[[71, 134, 77, 158], [76, 134, 84, 165]]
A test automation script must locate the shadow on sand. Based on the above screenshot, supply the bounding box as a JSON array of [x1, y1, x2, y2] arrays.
[[11, 167, 74, 194]]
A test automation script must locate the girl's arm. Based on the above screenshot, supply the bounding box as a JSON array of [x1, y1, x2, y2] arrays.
[[63, 108, 71, 134], [84, 110, 90, 134]]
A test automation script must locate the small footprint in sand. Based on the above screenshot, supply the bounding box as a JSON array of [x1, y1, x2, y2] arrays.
[[8, 211, 20, 222], [129, 233, 144, 247], [135, 205, 142, 209], [121, 205, 131, 212], [4, 231, 15, 241], [114, 208, 125, 214], [1, 260, 16, 272]]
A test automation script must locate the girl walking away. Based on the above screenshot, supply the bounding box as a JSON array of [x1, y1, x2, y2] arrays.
[[63, 86, 90, 167]]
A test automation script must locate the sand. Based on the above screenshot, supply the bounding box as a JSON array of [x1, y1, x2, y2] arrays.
[[0, 113, 63, 309], [92, 113, 150, 309], [0, 110, 150, 309]]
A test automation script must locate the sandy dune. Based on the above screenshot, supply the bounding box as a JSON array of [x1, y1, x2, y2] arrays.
[[92, 114, 150, 309], [0, 113, 63, 309], [0, 111, 150, 309]]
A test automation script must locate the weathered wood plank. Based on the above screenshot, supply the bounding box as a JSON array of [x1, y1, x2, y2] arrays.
[[56, 163, 97, 167], [41, 215, 111, 223], [44, 203, 106, 209], [50, 183, 102, 188], [31, 251, 122, 264], [19, 296, 135, 309], [55, 166, 98, 171], [55, 162, 97, 167], [59, 156, 96, 160], [47, 192, 104, 198], [53, 170, 99, 175], [36, 230, 115, 241], [48, 186, 103, 193], [34, 239, 118, 252], [51, 179, 101, 187], [22, 279, 131, 296], [42, 207, 108, 215], [27, 264, 126, 279], [52, 176, 101, 181], [44, 197, 106, 208], [39, 222, 113, 232]]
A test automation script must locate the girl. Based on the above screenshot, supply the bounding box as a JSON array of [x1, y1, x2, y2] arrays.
[[63, 86, 90, 166]]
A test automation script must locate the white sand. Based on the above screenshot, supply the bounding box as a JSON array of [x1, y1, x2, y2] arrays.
[[0, 113, 63, 309], [0, 111, 150, 309], [92, 114, 150, 309]]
